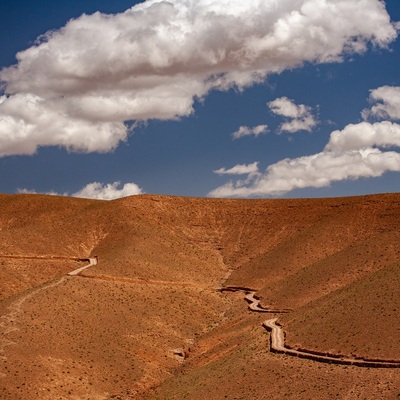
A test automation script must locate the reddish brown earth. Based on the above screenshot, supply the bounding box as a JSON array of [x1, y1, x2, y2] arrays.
[[0, 192, 399, 399]]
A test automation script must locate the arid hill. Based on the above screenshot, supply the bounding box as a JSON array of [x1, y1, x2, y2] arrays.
[[0, 193, 399, 399]]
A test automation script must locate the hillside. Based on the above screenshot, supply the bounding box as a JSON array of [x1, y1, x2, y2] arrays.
[[0, 193, 399, 399], [280, 260, 400, 360]]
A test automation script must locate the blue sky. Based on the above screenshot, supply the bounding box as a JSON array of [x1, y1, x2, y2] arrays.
[[0, 0, 399, 199]]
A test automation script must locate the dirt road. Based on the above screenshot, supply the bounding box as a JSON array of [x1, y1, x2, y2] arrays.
[[263, 318, 400, 368], [222, 286, 400, 369], [0, 256, 97, 375], [68, 257, 98, 276]]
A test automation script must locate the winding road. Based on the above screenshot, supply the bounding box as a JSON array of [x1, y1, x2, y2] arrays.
[[2, 257, 399, 370], [220, 285, 400, 368], [263, 318, 400, 368], [219, 286, 290, 313], [244, 291, 291, 313]]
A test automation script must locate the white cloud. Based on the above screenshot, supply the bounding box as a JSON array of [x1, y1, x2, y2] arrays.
[[268, 97, 307, 119], [0, 0, 397, 156], [72, 181, 143, 200], [326, 121, 400, 151], [232, 125, 268, 139], [268, 97, 317, 133], [362, 86, 400, 121], [0, 94, 128, 157], [17, 181, 143, 200], [209, 120, 400, 197], [17, 188, 62, 196], [214, 162, 260, 175]]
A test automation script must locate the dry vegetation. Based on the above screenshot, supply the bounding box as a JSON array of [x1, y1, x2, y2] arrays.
[[0, 258, 80, 301], [0, 192, 399, 399]]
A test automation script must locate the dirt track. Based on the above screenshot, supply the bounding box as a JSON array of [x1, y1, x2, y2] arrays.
[[0, 256, 96, 371], [263, 318, 400, 368], [227, 287, 400, 369], [244, 291, 291, 313], [0, 276, 67, 369], [68, 257, 98, 276], [78, 272, 209, 289], [220, 286, 400, 368], [2, 255, 400, 373]]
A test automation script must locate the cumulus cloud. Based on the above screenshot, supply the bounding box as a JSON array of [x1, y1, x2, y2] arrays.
[[17, 181, 143, 200], [232, 125, 268, 139], [209, 148, 400, 197], [362, 86, 400, 121], [0, 0, 397, 156], [214, 162, 260, 175], [268, 97, 317, 133], [209, 120, 400, 197], [326, 121, 400, 151], [73, 182, 143, 200]]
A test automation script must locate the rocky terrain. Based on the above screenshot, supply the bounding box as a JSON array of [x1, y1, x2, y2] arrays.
[[0, 193, 399, 399]]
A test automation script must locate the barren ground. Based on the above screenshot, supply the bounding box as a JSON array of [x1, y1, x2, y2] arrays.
[[0, 193, 399, 399]]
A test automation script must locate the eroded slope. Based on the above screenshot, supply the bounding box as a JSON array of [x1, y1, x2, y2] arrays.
[[0, 192, 399, 399]]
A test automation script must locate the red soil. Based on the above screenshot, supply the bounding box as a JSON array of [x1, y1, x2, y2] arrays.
[[0, 192, 399, 399]]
